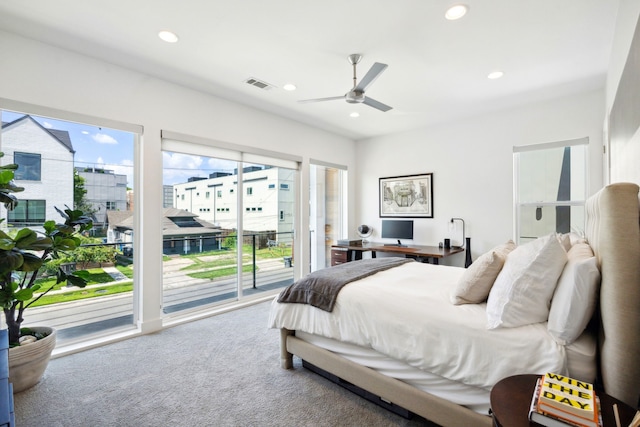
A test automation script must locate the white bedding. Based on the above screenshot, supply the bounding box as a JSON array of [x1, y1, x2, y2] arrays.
[[269, 262, 588, 391]]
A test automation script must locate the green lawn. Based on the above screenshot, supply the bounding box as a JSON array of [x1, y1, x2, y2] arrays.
[[29, 246, 285, 307]]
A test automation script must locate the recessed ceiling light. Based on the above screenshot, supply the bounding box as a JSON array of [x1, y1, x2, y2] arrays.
[[158, 30, 179, 43], [283, 83, 297, 91], [350, 112, 360, 118], [445, 4, 469, 20], [488, 70, 504, 79]]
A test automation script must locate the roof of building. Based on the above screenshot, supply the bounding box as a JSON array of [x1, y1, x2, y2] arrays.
[[2, 115, 75, 153], [106, 208, 222, 237]]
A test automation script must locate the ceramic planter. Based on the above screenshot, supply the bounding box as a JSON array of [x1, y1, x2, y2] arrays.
[[8, 327, 56, 393]]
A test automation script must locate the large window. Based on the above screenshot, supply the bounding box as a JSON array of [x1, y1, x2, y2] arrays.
[[514, 138, 588, 244], [7, 199, 45, 224], [14, 152, 41, 181], [1, 107, 137, 348]]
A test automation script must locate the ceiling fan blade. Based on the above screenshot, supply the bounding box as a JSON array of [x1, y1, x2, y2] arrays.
[[363, 96, 392, 112], [354, 62, 388, 92], [298, 96, 344, 104]]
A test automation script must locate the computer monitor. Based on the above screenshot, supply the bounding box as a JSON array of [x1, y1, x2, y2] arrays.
[[381, 220, 414, 246]]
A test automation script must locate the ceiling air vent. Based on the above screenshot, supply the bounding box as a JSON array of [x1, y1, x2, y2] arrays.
[[245, 77, 275, 91]]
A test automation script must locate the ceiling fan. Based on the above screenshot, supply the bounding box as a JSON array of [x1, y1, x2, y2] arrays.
[[299, 54, 392, 112]]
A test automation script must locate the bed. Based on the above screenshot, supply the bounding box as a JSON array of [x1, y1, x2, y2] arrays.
[[269, 182, 640, 426]]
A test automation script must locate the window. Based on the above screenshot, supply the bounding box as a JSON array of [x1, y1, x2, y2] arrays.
[[280, 183, 289, 190], [514, 138, 588, 244], [205, 191, 210, 199], [1, 105, 138, 350], [217, 190, 222, 198], [268, 184, 275, 189], [7, 199, 45, 223], [279, 210, 285, 221], [246, 187, 253, 195], [14, 152, 41, 181], [181, 194, 185, 200]]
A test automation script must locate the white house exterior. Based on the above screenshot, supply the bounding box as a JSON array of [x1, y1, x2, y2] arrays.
[[0, 115, 74, 227], [76, 167, 128, 227], [173, 166, 295, 242]]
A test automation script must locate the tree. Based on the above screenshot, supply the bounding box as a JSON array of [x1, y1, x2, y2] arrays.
[[73, 170, 94, 215]]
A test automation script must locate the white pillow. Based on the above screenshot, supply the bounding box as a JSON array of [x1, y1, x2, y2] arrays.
[[486, 233, 568, 329], [556, 233, 572, 252], [451, 240, 516, 305], [547, 243, 600, 345]]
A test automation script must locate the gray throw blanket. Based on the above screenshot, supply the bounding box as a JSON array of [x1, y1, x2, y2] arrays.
[[277, 257, 414, 312]]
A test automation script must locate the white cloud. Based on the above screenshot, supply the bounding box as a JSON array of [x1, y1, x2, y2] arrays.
[[93, 133, 118, 144]]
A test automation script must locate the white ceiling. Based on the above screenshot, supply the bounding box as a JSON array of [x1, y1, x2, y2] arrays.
[[0, 0, 619, 140]]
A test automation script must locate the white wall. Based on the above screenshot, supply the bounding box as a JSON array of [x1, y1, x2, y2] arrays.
[[355, 89, 605, 263], [0, 30, 356, 338]]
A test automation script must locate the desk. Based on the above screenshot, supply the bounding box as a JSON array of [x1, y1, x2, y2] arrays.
[[490, 374, 637, 427], [330, 243, 465, 266]]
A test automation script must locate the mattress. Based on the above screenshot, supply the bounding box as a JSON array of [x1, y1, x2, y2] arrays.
[[269, 261, 597, 413], [294, 329, 596, 415]]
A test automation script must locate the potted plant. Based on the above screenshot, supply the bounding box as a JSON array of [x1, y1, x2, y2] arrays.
[[0, 152, 92, 392]]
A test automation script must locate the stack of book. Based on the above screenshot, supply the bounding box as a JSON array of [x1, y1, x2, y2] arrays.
[[529, 373, 602, 427]]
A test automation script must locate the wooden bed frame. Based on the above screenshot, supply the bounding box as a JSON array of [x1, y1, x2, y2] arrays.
[[279, 182, 640, 426]]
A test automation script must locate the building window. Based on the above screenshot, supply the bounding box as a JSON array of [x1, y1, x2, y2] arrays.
[[514, 138, 588, 244], [279, 210, 285, 221], [280, 183, 289, 190], [14, 152, 41, 181], [205, 191, 210, 199], [246, 187, 253, 195], [268, 184, 275, 189], [217, 190, 222, 198], [106, 201, 117, 210], [181, 194, 185, 200], [7, 199, 46, 223]]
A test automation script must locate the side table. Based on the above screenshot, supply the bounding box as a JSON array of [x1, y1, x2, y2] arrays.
[[490, 374, 637, 427]]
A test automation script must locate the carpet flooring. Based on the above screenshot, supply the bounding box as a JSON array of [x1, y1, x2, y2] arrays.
[[13, 300, 438, 426]]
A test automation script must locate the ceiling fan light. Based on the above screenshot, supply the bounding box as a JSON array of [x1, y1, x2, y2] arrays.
[[445, 4, 469, 20], [283, 83, 297, 91], [158, 30, 179, 43]]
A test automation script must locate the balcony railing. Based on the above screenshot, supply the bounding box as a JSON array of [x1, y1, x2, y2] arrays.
[[23, 231, 294, 347]]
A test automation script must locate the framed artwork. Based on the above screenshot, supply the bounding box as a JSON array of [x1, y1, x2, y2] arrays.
[[379, 173, 433, 218]]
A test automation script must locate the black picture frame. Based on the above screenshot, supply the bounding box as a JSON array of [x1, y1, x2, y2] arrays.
[[379, 173, 433, 218]]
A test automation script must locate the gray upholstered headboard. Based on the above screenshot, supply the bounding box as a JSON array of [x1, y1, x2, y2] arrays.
[[585, 182, 640, 408]]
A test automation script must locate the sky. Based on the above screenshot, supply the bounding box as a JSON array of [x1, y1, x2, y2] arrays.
[[1, 110, 240, 188]]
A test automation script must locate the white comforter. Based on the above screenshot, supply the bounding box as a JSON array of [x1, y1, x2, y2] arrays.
[[268, 261, 567, 390]]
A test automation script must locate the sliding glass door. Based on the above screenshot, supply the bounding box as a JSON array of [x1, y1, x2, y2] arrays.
[[161, 134, 299, 318], [309, 162, 347, 272]]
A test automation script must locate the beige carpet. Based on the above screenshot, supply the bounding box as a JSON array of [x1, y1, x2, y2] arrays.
[[13, 301, 437, 426]]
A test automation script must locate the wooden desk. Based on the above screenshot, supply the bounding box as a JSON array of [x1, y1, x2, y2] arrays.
[[331, 243, 465, 266], [490, 374, 637, 427]]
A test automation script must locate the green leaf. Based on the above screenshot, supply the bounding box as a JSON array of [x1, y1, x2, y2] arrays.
[[65, 274, 87, 288], [17, 252, 44, 272], [14, 288, 34, 302], [0, 250, 23, 274], [0, 169, 14, 184], [43, 220, 56, 234], [23, 237, 53, 252], [0, 238, 16, 251], [14, 228, 38, 249]]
